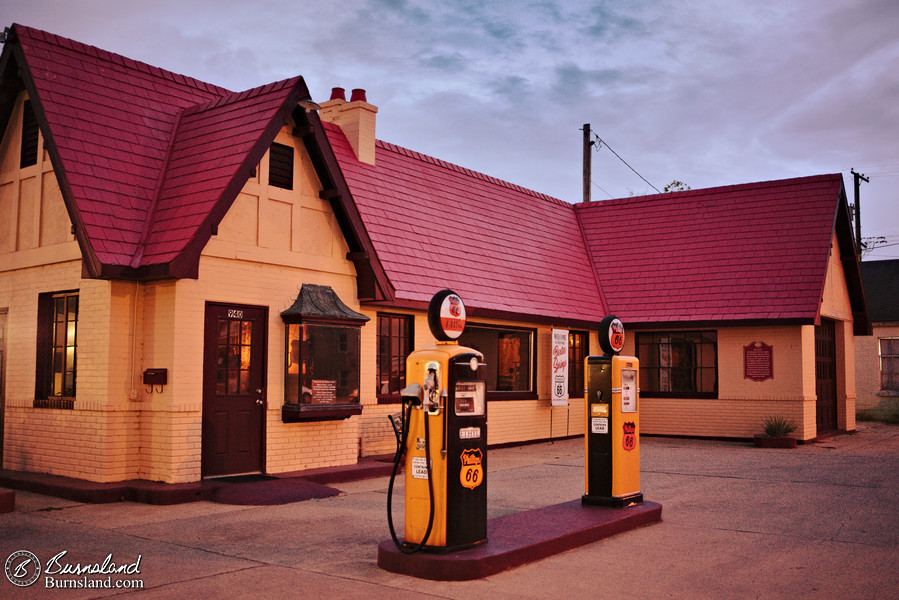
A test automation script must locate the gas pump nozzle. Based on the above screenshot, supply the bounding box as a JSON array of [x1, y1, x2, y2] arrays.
[[423, 368, 440, 412], [400, 383, 424, 406]]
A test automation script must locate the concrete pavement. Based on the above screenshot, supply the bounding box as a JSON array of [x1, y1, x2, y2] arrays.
[[1, 422, 897, 598]]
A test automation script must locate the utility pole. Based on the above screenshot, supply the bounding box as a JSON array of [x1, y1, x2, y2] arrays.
[[582, 124, 593, 203], [851, 168, 869, 261]]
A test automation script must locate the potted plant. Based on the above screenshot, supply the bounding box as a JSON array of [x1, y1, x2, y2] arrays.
[[754, 416, 798, 448]]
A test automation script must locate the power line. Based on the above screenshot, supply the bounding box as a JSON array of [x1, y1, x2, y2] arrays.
[[591, 180, 615, 200], [592, 132, 660, 194]]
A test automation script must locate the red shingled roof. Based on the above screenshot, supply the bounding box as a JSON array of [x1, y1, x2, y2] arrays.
[[575, 174, 851, 326], [8, 24, 307, 278], [3, 24, 868, 331], [325, 123, 609, 325]]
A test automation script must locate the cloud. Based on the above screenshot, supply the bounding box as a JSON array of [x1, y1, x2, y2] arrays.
[[3, 0, 897, 251]]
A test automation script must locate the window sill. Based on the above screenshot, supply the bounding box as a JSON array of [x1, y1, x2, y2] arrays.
[[377, 394, 403, 405], [640, 393, 718, 400], [34, 397, 75, 409], [486, 391, 538, 401], [282, 404, 362, 423]]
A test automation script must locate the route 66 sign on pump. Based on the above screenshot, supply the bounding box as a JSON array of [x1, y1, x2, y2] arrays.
[[459, 448, 484, 490]]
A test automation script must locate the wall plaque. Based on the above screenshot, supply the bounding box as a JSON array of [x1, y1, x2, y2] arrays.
[[744, 342, 773, 382], [312, 379, 337, 404]]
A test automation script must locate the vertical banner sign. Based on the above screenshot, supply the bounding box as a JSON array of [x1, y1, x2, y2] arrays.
[[551, 329, 569, 406]]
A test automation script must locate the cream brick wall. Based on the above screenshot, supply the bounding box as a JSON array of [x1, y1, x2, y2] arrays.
[[266, 411, 359, 473], [620, 324, 817, 440], [639, 396, 811, 439], [0, 262, 147, 481], [0, 259, 138, 479], [3, 405, 139, 482], [618, 234, 859, 441], [137, 410, 201, 483]]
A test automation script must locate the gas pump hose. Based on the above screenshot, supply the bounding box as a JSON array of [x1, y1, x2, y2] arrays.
[[386, 400, 436, 554]]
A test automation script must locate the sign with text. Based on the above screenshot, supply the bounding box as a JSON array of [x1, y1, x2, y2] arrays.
[[744, 342, 773, 382], [551, 329, 569, 406], [311, 379, 337, 403]]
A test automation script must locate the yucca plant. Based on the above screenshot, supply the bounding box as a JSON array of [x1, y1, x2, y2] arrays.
[[762, 415, 797, 437]]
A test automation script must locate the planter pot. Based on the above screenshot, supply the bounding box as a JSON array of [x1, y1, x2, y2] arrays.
[[754, 435, 797, 449]]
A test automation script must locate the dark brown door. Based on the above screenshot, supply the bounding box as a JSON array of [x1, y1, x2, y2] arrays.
[[815, 319, 837, 434], [202, 303, 267, 477]]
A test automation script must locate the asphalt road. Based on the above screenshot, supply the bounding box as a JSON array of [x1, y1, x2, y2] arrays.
[[2, 422, 897, 599]]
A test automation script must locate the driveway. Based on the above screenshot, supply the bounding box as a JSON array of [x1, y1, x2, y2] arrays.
[[1, 422, 896, 598]]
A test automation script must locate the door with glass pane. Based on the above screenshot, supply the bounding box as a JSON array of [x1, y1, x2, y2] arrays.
[[202, 303, 267, 477]]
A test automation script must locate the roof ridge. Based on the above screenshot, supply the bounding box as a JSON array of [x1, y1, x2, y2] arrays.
[[575, 173, 843, 209], [182, 76, 302, 116], [373, 137, 573, 209], [13, 23, 232, 97]]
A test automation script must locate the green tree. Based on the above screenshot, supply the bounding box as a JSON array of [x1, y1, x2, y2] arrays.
[[663, 180, 690, 192]]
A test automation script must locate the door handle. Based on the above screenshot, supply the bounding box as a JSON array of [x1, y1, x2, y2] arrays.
[[256, 399, 264, 405]]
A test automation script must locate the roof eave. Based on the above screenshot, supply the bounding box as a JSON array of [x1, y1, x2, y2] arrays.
[[829, 182, 872, 336], [622, 317, 817, 330], [362, 297, 606, 329], [6, 27, 104, 278], [294, 108, 395, 303]]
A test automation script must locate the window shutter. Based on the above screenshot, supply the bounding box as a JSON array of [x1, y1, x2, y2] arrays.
[[20, 100, 39, 168], [268, 142, 294, 190]]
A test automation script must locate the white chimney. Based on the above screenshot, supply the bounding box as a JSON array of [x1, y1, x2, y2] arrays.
[[318, 87, 377, 166]]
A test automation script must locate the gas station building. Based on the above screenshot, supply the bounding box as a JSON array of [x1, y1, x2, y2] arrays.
[[0, 25, 869, 484]]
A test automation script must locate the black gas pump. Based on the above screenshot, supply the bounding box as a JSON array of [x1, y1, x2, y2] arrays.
[[386, 290, 488, 552], [583, 315, 643, 507]]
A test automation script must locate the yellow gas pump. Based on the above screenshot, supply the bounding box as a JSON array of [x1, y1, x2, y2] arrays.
[[387, 290, 487, 553], [583, 315, 643, 507]]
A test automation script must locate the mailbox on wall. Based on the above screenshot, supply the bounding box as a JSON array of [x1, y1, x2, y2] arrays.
[[142, 368, 167, 386]]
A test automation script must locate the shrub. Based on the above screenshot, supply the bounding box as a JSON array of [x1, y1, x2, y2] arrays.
[[762, 416, 797, 437]]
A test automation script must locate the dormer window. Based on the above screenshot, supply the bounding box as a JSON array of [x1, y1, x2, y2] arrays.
[[20, 99, 39, 169], [268, 142, 294, 190]]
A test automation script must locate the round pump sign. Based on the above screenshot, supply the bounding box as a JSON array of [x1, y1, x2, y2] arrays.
[[428, 290, 466, 341], [599, 315, 625, 355]]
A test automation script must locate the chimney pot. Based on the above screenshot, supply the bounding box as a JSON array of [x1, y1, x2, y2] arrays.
[[330, 87, 346, 101], [350, 88, 367, 103]]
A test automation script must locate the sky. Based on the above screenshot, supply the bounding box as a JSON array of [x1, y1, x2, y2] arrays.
[[4, 0, 898, 259]]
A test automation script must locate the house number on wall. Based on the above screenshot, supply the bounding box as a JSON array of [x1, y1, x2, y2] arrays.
[[227, 309, 244, 319]]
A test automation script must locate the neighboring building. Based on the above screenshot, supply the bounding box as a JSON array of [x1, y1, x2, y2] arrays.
[[0, 24, 869, 485], [857, 260, 899, 419]]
